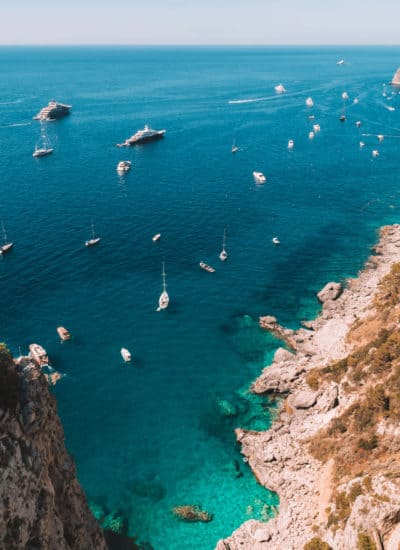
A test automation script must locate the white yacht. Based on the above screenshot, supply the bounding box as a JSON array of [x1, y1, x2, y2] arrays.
[[231, 140, 239, 154], [313, 124, 321, 133], [272, 237, 280, 245], [274, 83, 286, 94], [309, 131, 315, 140], [377, 134, 384, 142], [33, 100, 71, 121], [253, 171, 266, 184], [121, 348, 132, 362], [57, 326, 71, 341], [219, 229, 228, 261], [119, 124, 166, 146], [372, 150, 379, 157], [116, 160, 132, 172], [337, 59, 345, 65], [342, 91, 349, 100], [152, 233, 161, 242], [29, 343, 49, 366], [305, 97, 314, 107], [359, 141, 366, 148], [85, 219, 101, 247], [288, 139, 294, 149], [157, 261, 169, 311], [356, 121, 362, 128], [0, 221, 13, 255], [33, 120, 54, 158]]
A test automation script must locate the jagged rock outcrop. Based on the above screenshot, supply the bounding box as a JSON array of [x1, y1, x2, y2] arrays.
[[217, 225, 400, 550], [0, 348, 107, 550], [391, 67, 400, 86], [317, 281, 343, 303]]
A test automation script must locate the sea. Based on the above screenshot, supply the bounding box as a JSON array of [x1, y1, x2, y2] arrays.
[[1, 46, 400, 550]]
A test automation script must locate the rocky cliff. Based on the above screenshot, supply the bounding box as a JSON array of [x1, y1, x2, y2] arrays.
[[217, 225, 400, 550], [0, 346, 107, 550]]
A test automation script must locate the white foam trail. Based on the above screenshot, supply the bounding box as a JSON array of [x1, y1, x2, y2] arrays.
[[0, 121, 31, 128], [229, 96, 274, 104]]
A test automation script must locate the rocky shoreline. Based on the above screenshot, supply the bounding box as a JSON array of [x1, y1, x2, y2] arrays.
[[216, 225, 400, 550]]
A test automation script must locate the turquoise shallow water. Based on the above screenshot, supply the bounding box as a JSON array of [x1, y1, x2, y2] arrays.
[[1, 46, 400, 549]]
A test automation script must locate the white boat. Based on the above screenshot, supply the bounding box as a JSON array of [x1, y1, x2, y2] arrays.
[[33, 100, 71, 121], [308, 115, 315, 120], [253, 171, 266, 184], [57, 326, 71, 341], [353, 98, 359, 104], [33, 120, 54, 158], [305, 97, 314, 107], [157, 261, 169, 311], [288, 139, 294, 149], [152, 233, 161, 242], [342, 91, 349, 100], [199, 261, 215, 273], [231, 139, 239, 154], [372, 150, 379, 157], [119, 124, 166, 146], [274, 83, 286, 94], [388, 106, 396, 112], [377, 134, 384, 142], [340, 93, 348, 121], [116, 160, 132, 172], [85, 219, 101, 247], [29, 343, 49, 366], [356, 121, 362, 128], [0, 220, 13, 255], [337, 59, 345, 65], [121, 347, 132, 362], [359, 141, 366, 148], [272, 237, 280, 245], [313, 124, 321, 133], [309, 131, 315, 140], [219, 229, 228, 261]]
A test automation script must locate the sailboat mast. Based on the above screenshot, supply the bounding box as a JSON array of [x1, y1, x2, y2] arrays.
[[1, 221, 7, 244], [222, 228, 226, 249], [162, 261, 167, 291], [91, 218, 95, 239]]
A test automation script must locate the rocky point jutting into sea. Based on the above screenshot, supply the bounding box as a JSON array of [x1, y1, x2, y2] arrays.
[[0, 345, 130, 549], [217, 224, 400, 550]]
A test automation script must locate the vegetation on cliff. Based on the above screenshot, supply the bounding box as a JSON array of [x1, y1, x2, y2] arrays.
[[305, 262, 400, 530]]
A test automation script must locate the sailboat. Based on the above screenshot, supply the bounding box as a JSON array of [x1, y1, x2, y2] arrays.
[[231, 139, 239, 154], [85, 219, 101, 247], [340, 92, 347, 122], [219, 229, 228, 261], [33, 120, 54, 157], [157, 261, 169, 311], [0, 220, 13, 254]]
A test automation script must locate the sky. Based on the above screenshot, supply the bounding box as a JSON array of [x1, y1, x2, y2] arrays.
[[1, 0, 400, 45]]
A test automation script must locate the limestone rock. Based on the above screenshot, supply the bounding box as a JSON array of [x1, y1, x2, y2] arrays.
[[317, 282, 343, 303], [392, 67, 400, 86], [274, 347, 295, 363], [292, 390, 320, 409]]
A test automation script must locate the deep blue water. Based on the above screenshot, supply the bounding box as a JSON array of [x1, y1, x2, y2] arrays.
[[1, 46, 400, 549]]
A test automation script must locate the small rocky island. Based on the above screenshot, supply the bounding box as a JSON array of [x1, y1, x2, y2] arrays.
[[217, 225, 400, 549]]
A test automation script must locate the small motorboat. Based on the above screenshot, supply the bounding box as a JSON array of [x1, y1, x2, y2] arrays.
[[372, 150, 379, 157], [377, 134, 384, 142], [152, 233, 161, 242], [0, 221, 13, 255], [308, 115, 315, 120], [359, 141, 365, 148], [274, 83, 286, 94], [336, 59, 345, 65], [288, 139, 294, 149], [199, 261, 216, 273], [231, 140, 239, 153], [309, 131, 315, 140], [342, 91, 349, 100], [272, 237, 280, 245], [305, 97, 314, 107], [388, 106, 395, 112], [121, 348, 132, 362], [29, 343, 49, 366], [253, 171, 266, 184], [339, 115, 346, 122], [353, 98, 359, 104], [313, 124, 321, 133], [116, 160, 132, 172], [57, 326, 71, 341], [355, 121, 362, 128]]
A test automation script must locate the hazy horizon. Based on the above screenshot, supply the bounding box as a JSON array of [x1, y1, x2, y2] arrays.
[[2, 0, 400, 46]]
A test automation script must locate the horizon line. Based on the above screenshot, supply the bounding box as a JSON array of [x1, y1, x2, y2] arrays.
[[0, 43, 400, 47]]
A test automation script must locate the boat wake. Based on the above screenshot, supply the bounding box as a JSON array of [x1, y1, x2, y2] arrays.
[[229, 96, 275, 104], [0, 121, 32, 128]]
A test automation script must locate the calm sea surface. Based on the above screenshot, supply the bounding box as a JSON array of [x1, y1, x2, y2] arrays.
[[1, 46, 400, 549]]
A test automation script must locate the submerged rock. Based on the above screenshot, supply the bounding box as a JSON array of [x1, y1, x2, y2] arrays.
[[172, 505, 213, 522], [217, 399, 238, 417]]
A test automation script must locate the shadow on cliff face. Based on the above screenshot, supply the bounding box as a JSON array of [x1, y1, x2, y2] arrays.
[[104, 530, 151, 550]]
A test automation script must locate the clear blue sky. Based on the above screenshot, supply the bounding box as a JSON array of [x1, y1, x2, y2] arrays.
[[2, 0, 400, 45]]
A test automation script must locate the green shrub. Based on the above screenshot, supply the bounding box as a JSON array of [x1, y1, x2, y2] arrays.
[[304, 537, 332, 550], [357, 435, 378, 451], [357, 532, 377, 550]]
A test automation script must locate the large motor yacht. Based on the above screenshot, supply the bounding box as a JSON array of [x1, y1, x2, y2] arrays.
[[33, 100, 72, 121], [119, 125, 166, 146]]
